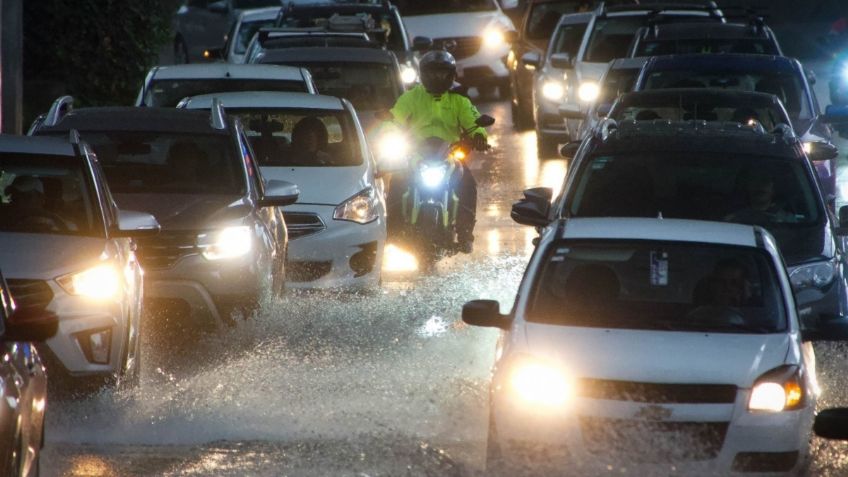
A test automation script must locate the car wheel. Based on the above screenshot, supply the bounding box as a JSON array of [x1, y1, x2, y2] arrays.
[[536, 134, 560, 159], [174, 38, 189, 64]]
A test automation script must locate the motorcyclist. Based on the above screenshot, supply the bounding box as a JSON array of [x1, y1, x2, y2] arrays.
[[388, 49, 488, 253]]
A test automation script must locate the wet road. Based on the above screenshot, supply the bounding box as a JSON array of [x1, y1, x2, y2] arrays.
[[42, 82, 848, 475]]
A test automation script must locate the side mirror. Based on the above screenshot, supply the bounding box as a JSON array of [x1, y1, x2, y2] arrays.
[[462, 300, 510, 330], [801, 316, 848, 342], [520, 52, 541, 70], [4, 308, 59, 342], [259, 180, 299, 207], [475, 114, 496, 127], [814, 408, 848, 440], [558, 104, 584, 120], [524, 186, 553, 204], [806, 141, 839, 162], [504, 30, 519, 44], [112, 210, 160, 238], [560, 141, 581, 159], [412, 36, 433, 52], [511, 187, 553, 227], [823, 105, 848, 124], [550, 52, 574, 70], [207, 0, 229, 14]]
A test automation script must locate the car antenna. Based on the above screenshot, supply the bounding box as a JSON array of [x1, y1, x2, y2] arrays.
[[210, 98, 227, 130]]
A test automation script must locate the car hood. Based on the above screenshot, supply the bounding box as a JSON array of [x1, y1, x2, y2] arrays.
[[403, 11, 513, 40], [0, 233, 109, 279], [523, 324, 791, 388], [768, 224, 830, 266], [113, 193, 248, 231], [260, 166, 369, 205]]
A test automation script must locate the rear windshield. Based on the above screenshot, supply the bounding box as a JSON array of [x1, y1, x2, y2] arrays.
[[527, 2, 593, 40], [80, 132, 246, 195], [230, 108, 362, 167], [0, 154, 102, 236], [234, 18, 276, 55], [643, 69, 811, 120], [394, 0, 496, 16], [144, 79, 307, 107], [610, 95, 786, 130], [637, 38, 779, 56], [528, 240, 787, 334]]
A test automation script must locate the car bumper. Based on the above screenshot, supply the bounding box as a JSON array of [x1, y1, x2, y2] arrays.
[[286, 205, 385, 289], [456, 45, 511, 86], [492, 394, 812, 474]]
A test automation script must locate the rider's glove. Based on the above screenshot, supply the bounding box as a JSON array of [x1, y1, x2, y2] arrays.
[[472, 133, 488, 151]]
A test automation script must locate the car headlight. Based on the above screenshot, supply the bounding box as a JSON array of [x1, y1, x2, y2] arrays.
[[400, 64, 418, 85], [376, 131, 410, 165], [790, 260, 836, 291], [57, 264, 121, 299], [748, 366, 804, 412], [420, 164, 448, 188], [199, 225, 252, 260], [482, 28, 506, 49], [334, 187, 379, 224], [542, 79, 565, 101], [578, 81, 600, 102], [508, 355, 574, 407]]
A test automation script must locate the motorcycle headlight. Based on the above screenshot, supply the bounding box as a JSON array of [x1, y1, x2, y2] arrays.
[[483, 28, 505, 49], [57, 264, 121, 299], [376, 131, 410, 165], [542, 79, 565, 101], [507, 355, 574, 407], [334, 187, 379, 224], [789, 260, 836, 291], [199, 225, 252, 260], [578, 81, 600, 102], [420, 165, 448, 189], [400, 64, 418, 85], [748, 366, 805, 412]]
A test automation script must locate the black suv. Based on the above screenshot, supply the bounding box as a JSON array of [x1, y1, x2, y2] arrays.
[[34, 100, 298, 327], [627, 19, 783, 58], [512, 120, 848, 323]]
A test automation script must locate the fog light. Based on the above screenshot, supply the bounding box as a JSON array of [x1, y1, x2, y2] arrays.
[[77, 328, 112, 365]]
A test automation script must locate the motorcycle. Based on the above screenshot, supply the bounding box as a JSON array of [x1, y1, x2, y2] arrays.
[[376, 113, 495, 270]]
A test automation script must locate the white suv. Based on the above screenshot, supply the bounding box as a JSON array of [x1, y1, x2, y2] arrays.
[[464, 217, 847, 475]]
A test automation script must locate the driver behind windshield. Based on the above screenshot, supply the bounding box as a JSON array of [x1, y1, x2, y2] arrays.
[[291, 117, 333, 166], [726, 173, 795, 225], [3, 176, 70, 232]]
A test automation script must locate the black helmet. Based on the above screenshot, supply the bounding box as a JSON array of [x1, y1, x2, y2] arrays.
[[419, 50, 457, 96]]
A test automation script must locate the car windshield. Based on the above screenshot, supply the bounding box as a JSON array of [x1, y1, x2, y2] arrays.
[[637, 38, 779, 56], [80, 132, 246, 195], [643, 69, 812, 120], [528, 240, 787, 334], [269, 62, 400, 110], [527, 2, 594, 40], [394, 0, 496, 15], [610, 94, 786, 130], [0, 154, 101, 236], [145, 79, 308, 107], [585, 14, 715, 62], [551, 19, 589, 57], [233, 0, 281, 8], [279, 12, 406, 53], [234, 18, 276, 54], [597, 68, 639, 106], [231, 108, 362, 167]]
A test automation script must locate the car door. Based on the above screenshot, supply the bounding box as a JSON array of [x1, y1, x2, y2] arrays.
[[0, 285, 20, 473]]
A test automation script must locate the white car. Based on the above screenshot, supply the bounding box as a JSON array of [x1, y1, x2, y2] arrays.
[[396, 0, 515, 97], [463, 217, 841, 475], [0, 135, 159, 386], [181, 91, 386, 289], [135, 63, 317, 107], [221, 7, 280, 64]]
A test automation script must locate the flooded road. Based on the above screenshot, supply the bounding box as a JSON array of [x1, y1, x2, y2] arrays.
[[42, 91, 848, 476]]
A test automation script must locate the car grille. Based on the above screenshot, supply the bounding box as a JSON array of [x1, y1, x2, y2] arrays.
[[7, 279, 53, 313], [579, 379, 737, 404], [580, 418, 728, 462], [135, 231, 201, 270], [284, 212, 326, 240], [433, 36, 481, 60]]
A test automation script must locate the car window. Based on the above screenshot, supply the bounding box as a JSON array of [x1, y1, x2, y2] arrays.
[[231, 108, 362, 167], [145, 79, 309, 107], [528, 240, 787, 334], [637, 38, 779, 56], [550, 20, 589, 57], [238, 129, 264, 197], [394, 0, 497, 15], [527, 2, 592, 40], [610, 96, 785, 131], [643, 69, 812, 120], [597, 68, 639, 105], [0, 153, 102, 236], [584, 16, 647, 63], [80, 132, 246, 195], [234, 18, 276, 55]]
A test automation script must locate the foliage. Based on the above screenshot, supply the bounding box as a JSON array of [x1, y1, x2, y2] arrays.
[[24, 0, 180, 107]]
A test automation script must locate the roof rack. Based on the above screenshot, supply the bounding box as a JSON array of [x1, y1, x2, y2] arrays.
[[210, 98, 227, 130], [602, 1, 723, 19], [257, 26, 383, 47], [43, 95, 74, 128]]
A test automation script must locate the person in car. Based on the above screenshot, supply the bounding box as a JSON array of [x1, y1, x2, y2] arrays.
[[696, 258, 754, 308], [290, 116, 333, 166], [726, 173, 795, 225], [388, 50, 488, 253], [4, 176, 67, 231]]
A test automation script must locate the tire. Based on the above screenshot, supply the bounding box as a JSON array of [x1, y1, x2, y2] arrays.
[[174, 38, 189, 64], [536, 133, 560, 159], [416, 207, 442, 272]]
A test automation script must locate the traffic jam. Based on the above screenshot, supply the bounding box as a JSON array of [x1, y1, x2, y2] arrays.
[[4, 0, 848, 475]]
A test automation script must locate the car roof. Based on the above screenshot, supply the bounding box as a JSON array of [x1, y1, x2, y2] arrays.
[[149, 64, 306, 81], [182, 91, 345, 111], [39, 108, 230, 135], [644, 53, 798, 74], [239, 6, 281, 22], [643, 21, 773, 40], [558, 217, 758, 248], [0, 134, 77, 157], [594, 120, 801, 157], [258, 46, 396, 64]]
